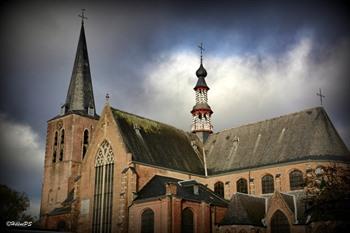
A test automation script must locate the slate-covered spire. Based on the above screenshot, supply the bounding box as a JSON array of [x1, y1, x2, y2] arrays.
[[61, 19, 96, 117]]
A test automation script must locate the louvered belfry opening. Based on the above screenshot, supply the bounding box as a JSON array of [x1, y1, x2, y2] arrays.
[[92, 141, 114, 233]]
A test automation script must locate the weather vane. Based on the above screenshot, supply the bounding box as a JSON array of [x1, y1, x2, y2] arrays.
[[316, 88, 325, 106], [198, 42, 205, 64], [78, 9, 88, 24]]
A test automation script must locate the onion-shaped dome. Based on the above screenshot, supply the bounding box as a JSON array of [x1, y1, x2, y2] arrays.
[[196, 64, 207, 77]]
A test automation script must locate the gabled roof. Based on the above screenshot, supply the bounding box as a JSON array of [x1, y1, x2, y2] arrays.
[[64, 22, 96, 116], [220, 193, 266, 226], [205, 107, 350, 174], [111, 108, 205, 175], [134, 175, 228, 207]]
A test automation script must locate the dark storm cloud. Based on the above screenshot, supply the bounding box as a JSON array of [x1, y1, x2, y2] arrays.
[[0, 0, 349, 216]]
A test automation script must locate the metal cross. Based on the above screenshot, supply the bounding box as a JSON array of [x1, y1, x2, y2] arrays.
[[78, 9, 88, 23], [198, 42, 205, 64], [316, 88, 325, 106]]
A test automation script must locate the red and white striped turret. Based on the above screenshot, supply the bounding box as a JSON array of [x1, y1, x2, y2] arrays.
[[191, 43, 213, 142]]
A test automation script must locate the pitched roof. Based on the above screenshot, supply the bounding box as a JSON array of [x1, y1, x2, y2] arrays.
[[220, 193, 266, 226], [205, 107, 350, 174], [111, 108, 205, 175], [64, 22, 96, 116], [135, 175, 228, 207]]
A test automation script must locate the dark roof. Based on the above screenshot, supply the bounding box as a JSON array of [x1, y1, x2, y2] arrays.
[[205, 107, 350, 174], [220, 193, 266, 226], [64, 22, 96, 116], [135, 175, 228, 207], [112, 108, 205, 175], [192, 102, 212, 112], [196, 64, 207, 78], [48, 206, 71, 216]]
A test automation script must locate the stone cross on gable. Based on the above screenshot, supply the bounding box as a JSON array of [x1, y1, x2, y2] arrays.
[[316, 88, 325, 106]]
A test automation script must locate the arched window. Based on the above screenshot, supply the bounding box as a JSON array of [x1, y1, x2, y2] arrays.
[[262, 174, 274, 194], [289, 170, 304, 190], [92, 141, 114, 233], [54, 131, 58, 146], [181, 208, 194, 233], [236, 178, 248, 194], [141, 208, 154, 233], [271, 210, 290, 233], [52, 150, 57, 163], [60, 129, 65, 145], [59, 148, 64, 161], [214, 181, 225, 198], [82, 129, 89, 159]]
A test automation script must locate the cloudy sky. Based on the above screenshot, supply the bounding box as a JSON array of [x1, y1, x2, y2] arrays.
[[0, 0, 349, 217]]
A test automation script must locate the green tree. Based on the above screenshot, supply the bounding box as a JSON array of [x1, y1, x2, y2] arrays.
[[304, 164, 350, 221], [0, 184, 34, 225]]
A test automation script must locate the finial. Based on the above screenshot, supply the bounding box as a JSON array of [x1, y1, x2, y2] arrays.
[[316, 88, 325, 106], [105, 93, 110, 103], [198, 42, 205, 64], [78, 9, 88, 24]]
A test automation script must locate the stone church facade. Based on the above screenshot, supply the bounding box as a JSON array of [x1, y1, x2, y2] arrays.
[[40, 21, 350, 233]]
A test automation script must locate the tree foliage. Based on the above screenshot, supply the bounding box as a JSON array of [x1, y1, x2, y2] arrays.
[[304, 164, 350, 221], [0, 184, 34, 224]]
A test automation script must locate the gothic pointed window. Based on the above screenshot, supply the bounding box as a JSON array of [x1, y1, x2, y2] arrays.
[[92, 140, 114, 233], [59, 149, 64, 161], [214, 181, 224, 198], [181, 208, 194, 233], [141, 208, 154, 233], [60, 129, 65, 145], [53, 131, 58, 163], [54, 131, 58, 146], [262, 174, 274, 194], [52, 150, 57, 163], [82, 129, 89, 159], [289, 170, 304, 190], [236, 178, 248, 194], [271, 210, 290, 233]]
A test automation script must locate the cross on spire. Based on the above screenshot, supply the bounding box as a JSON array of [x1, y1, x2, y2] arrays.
[[316, 88, 325, 106], [198, 42, 205, 64], [78, 9, 88, 24]]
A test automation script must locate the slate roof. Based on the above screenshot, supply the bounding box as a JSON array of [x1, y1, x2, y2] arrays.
[[64, 22, 96, 116], [220, 193, 266, 226], [205, 107, 350, 174], [112, 108, 205, 174], [134, 175, 228, 207], [48, 206, 71, 216]]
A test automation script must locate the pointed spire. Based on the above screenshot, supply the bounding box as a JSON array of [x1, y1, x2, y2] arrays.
[[62, 13, 96, 117]]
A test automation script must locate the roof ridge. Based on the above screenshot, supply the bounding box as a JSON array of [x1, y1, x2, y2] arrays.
[[111, 107, 190, 133], [213, 106, 324, 135]]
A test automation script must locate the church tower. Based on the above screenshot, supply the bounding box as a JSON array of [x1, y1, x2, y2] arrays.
[[191, 44, 213, 143], [40, 12, 99, 230]]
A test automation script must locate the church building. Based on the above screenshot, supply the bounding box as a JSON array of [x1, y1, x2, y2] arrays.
[[39, 18, 350, 233]]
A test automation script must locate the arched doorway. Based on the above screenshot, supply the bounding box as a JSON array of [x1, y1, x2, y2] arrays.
[[141, 208, 154, 233], [271, 210, 290, 233], [181, 208, 194, 233]]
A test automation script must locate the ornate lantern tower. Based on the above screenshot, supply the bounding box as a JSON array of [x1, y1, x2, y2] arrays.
[[191, 43, 213, 142]]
